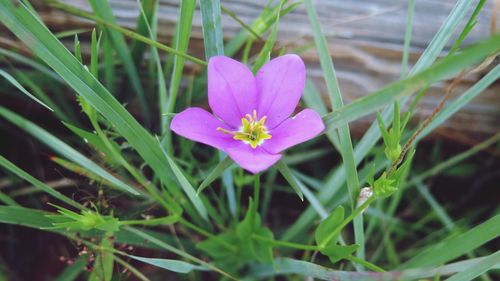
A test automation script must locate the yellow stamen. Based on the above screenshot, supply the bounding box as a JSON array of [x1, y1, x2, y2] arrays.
[[217, 110, 272, 149]]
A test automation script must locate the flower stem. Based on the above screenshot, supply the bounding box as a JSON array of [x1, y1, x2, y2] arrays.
[[346, 255, 386, 272], [251, 234, 319, 251], [254, 173, 261, 212], [320, 196, 376, 249]]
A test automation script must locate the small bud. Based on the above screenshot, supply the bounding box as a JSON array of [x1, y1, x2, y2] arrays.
[[356, 187, 373, 214]]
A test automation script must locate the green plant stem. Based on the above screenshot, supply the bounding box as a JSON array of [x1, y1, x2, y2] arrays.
[[346, 255, 386, 272], [320, 196, 376, 249], [178, 218, 236, 251], [254, 174, 261, 213], [88, 118, 175, 212], [251, 234, 319, 251], [119, 214, 179, 226], [46, 0, 206, 66]]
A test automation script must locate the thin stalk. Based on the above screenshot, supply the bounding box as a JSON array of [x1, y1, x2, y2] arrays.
[[251, 234, 320, 251], [46, 0, 206, 66], [346, 255, 386, 272]]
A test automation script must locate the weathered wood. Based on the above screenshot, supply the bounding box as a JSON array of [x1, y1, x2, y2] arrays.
[[2, 0, 499, 141]]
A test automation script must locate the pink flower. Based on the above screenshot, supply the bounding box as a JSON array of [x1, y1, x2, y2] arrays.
[[171, 55, 324, 173]]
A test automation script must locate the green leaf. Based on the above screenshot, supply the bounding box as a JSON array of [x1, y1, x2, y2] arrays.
[[197, 157, 234, 194], [320, 244, 359, 264], [196, 230, 238, 260], [129, 255, 206, 274], [250, 256, 500, 281], [251, 0, 285, 73], [0, 205, 53, 229], [276, 161, 304, 201], [200, 0, 224, 58], [445, 250, 500, 281], [0, 69, 52, 111], [62, 122, 120, 165], [315, 206, 344, 248], [160, 142, 208, 221], [0, 154, 84, 210], [54, 256, 86, 281], [89, 234, 114, 281], [402, 213, 500, 268], [251, 227, 274, 264], [165, 0, 196, 129], [236, 199, 260, 239], [0, 106, 139, 195], [87, 0, 149, 121], [130, 0, 156, 64]]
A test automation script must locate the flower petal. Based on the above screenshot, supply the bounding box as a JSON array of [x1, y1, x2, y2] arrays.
[[225, 143, 282, 174], [171, 107, 235, 150], [264, 109, 324, 154], [256, 54, 306, 129], [208, 56, 257, 127]]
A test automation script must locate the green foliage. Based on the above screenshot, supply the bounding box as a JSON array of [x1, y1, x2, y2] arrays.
[[46, 204, 120, 233], [315, 206, 344, 248], [0, 0, 498, 280], [197, 199, 274, 267]]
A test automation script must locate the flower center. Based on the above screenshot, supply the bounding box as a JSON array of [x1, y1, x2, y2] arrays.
[[217, 110, 272, 149]]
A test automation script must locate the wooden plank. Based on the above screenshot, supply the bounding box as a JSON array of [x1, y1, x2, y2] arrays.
[[1, 0, 498, 141]]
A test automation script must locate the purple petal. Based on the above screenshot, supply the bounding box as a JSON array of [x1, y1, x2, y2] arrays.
[[208, 56, 257, 127], [263, 109, 324, 154], [256, 54, 306, 129], [225, 143, 282, 174], [171, 107, 235, 150]]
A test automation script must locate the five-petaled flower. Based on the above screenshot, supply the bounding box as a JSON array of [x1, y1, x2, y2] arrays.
[[171, 55, 325, 173]]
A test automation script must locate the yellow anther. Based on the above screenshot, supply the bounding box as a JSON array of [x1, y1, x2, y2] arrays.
[[217, 110, 272, 148]]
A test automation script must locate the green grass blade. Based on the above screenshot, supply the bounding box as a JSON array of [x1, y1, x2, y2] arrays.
[[128, 255, 206, 274], [125, 227, 235, 280], [47, 1, 206, 66], [87, 0, 149, 121], [449, 0, 487, 54], [159, 140, 208, 221], [54, 256, 86, 281], [0, 190, 19, 206], [0, 69, 52, 111], [411, 0, 474, 73], [164, 0, 196, 138], [0, 106, 139, 196], [445, 251, 500, 281], [134, 0, 168, 134], [415, 180, 454, 231], [197, 157, 233, 195], [401, 213, 500, 268], [130, 0, 156, 65], [304, 0, 363, 262], [401, 0, 415, 78], [200, 0, 224, 58], [419, 64, 500, 139], [251, 0, 284, 73], [322, 35, 500, 131], [0, 205, 53, 229], [277, 161, 304, 201], [0, 47, 61, 82], [291, 170, 328, 219], [0, 155, 85, 210], [406, 133, 500, 188]]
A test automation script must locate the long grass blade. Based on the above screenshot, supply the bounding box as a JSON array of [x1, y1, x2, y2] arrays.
[[0, 106, 139, 196], [87, 0, 149, 122], [0, 69, 52, 111]]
